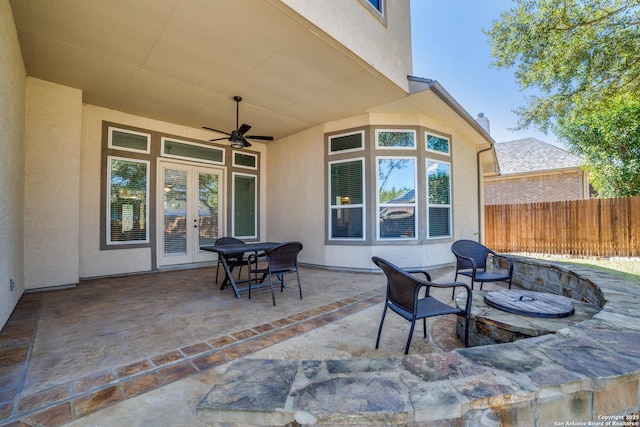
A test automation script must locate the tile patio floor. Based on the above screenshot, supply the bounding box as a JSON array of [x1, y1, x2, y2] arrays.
[[0, 263, 488, 426]]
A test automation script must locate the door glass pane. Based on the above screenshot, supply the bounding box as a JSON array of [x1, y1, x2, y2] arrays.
[[198, 172, 219, 247], [163, 169, 187, 254]]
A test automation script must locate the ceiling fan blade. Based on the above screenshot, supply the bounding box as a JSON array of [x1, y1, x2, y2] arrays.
[[243, 139, 252, 148], [209, 137, 230, 142], [237, 123, 252, 134], [202, 126, 230, 136], [246, 135, 274, 141]]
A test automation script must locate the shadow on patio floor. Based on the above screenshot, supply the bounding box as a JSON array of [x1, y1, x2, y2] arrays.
[[0, 263, 473, 426]]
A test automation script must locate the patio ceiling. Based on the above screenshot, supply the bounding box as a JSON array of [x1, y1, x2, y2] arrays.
[[9, 0, 406, 141]]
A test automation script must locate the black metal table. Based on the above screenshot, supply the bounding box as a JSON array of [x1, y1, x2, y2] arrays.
[[200, 242, 280, 298]]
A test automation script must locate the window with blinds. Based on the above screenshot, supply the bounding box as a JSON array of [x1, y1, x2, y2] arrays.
[[107, 157, 149, 244], [427, 159, 451, 238], [329, 158, 365, 239], [329, 130, 364, 154], [233, 173, 257, 239]]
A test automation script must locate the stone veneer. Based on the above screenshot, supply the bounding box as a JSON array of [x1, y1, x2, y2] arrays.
[[197, 257, 640, 426]]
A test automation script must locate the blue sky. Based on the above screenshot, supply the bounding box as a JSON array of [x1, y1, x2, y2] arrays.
[[410, 0, 564, 147]]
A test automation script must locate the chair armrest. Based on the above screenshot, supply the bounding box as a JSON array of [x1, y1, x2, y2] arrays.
[[421, 280, 471, 298], [405, 269, 431, 281]]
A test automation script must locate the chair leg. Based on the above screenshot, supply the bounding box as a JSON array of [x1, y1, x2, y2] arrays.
[[405, 319, 417, 355], [375, 305, 388, 349], [296, 270, 302, 299], [463, 313, 470, 347], [452, 272, 459, 300], [215, 261, 220, 283], [269, 275, 276, 306], [423, 317, 427, 338]]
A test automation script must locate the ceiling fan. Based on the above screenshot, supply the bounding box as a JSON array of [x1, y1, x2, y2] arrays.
[[203, 96, 274, 148]]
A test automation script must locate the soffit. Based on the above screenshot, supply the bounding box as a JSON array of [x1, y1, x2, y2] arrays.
[[10, 0, 406, 140]]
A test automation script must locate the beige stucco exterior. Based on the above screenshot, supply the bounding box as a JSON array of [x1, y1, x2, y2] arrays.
[[24, 78, 82, 289], [0, 0, 497, 330], [0, 0, 26, 328], [279, 0, 412, 92]]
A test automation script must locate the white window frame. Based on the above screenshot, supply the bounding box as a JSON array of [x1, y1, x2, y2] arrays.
[[106, 156, 150, 245], [376, 156, 418, 241], [108, 126, 151, 154], [328, 157, 366, 241], [232, 151, 258, 170], [375, 129, 416, 150], [425, 131, 451, 156], [426, 159, 452, 239], [232, 172, 258, 239], [161, 137, 225, 165], [360, 0, 385, 20], [328, 130, 365, 155]]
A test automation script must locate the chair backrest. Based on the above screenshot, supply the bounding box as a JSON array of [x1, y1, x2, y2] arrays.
[[215, 237, 245, 246], [451, 239, 491, 269], [266, 241, 303, 271], [372, 256, 422, 314]]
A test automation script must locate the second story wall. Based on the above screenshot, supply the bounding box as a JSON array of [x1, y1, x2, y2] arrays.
[[280, 0, 412, 92]]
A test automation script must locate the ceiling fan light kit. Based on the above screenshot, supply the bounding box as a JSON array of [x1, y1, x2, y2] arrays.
[[203, 96, 274, 149]]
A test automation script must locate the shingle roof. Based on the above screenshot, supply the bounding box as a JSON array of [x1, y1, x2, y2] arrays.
[[495, 137, 583, 175]]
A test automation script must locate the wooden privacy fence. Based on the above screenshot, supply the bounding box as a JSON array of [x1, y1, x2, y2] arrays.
[[484, 196, 640, 257]]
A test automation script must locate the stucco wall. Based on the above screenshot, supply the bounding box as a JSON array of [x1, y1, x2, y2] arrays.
[[485, 171, 587, 205], [24, 78, 82, 289], [280, 0, 412, 92], [0, 0, 26, 328], [266, 112, 481, 270], [79, 105, 268, 279]]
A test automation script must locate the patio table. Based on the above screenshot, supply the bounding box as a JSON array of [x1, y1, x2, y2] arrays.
[[200, 242, 280, 298]]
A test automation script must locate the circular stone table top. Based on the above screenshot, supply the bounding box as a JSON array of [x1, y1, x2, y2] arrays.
[[484, 289, 575, 318]]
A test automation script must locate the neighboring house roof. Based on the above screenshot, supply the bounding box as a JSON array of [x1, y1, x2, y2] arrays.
[[495, 138, 583, 175]]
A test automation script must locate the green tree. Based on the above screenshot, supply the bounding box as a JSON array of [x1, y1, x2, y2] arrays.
[[485, 0, 640, 132], [557, 97, 640, 196]]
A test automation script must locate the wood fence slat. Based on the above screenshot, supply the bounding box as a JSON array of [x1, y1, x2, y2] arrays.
[[484, 196, 640, 257]]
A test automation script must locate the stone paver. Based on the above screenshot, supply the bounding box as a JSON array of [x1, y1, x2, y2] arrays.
[[198, 257, 640, 426]]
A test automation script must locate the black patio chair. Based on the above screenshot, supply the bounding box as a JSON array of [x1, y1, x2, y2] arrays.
[[248, 241, 303, 306], [214, 237, 248, 284], [372, 256, 472, 354], [450, 239, 513, 299]]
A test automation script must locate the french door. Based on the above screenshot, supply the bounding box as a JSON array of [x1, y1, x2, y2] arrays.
[[157, 161, 224, 266]]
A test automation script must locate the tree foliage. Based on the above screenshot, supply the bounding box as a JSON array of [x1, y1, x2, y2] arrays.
[[486, 0, 640, 132], [557, 97, 640, 197]]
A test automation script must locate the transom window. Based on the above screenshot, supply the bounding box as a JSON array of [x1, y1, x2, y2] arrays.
[[376, 129, 416, 149], [426, 132, 450, 155], [108, 127, 150, 154], [161, 138, 224, 165], [329, 130, 364, 154]]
